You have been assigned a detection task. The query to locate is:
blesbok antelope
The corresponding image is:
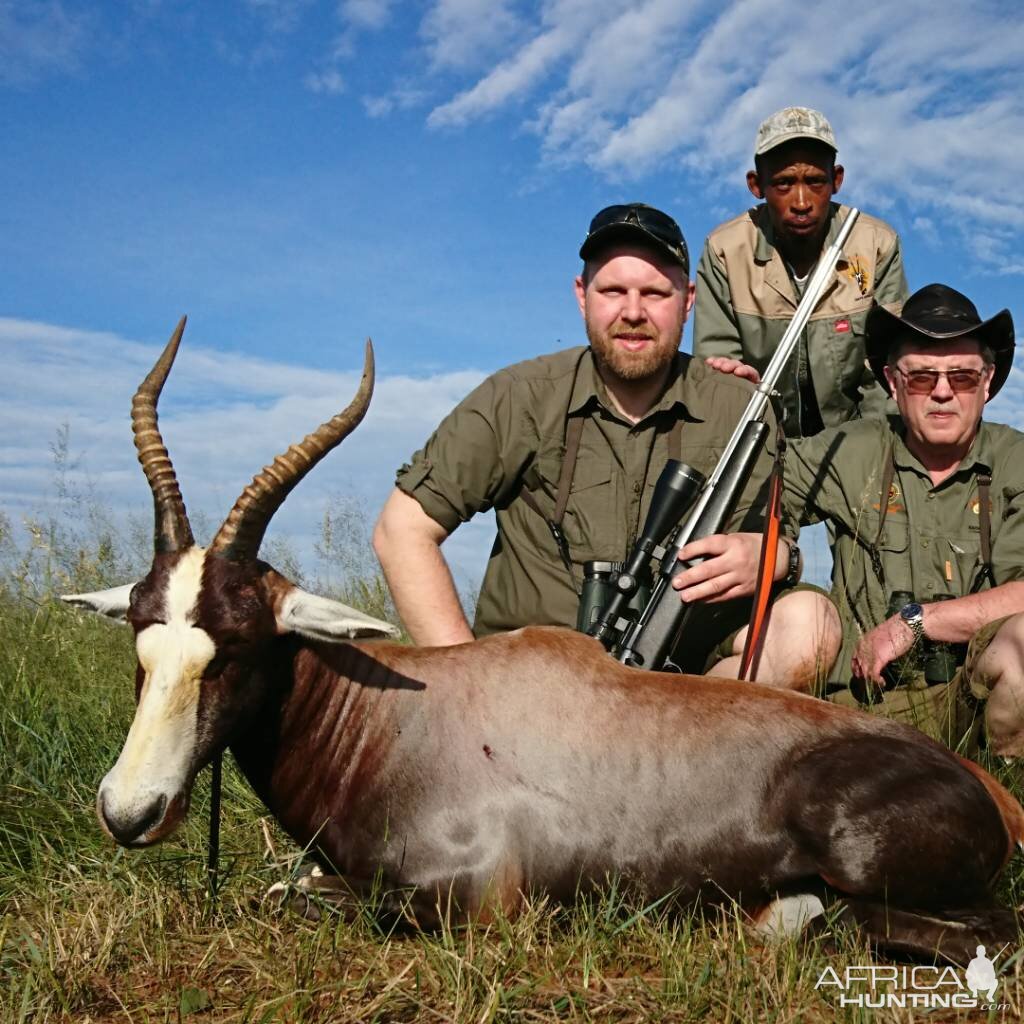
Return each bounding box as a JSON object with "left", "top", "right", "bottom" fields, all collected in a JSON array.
[{"left": 67, "top": 319, "right": 1024, "bottom": 961}]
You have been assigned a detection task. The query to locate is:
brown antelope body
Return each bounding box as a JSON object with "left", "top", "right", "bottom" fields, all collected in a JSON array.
[{"left": 68, "top": 320, "right": 1024, "bottom": 961}]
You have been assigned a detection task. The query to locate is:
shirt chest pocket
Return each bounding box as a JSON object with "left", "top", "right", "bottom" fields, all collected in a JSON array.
[
  {"left": 532, "top": 450, "right": 616, "bottom": 560},
  {"left": 942, "top": 533, "right": 985, "bottom": 594},
  {"left": 564, "top": 459, "right": 615, "bottom": 558},
  {"left": 871, "top": 518, "right": 912, "bottom": 596},
  {"left": 675, "top": 443, "right": 721, "bottom": 482}
]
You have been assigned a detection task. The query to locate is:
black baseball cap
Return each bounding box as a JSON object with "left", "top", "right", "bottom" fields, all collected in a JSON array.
[{"left": 579, "top": 203, "right": 689, "bottom": 274}]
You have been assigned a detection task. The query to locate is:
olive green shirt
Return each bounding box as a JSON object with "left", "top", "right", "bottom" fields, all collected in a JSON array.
[
  {"left": 693, "top": 203, "right": 908, "bottom": 437},
  {"left": 397, "top": 346, "right": 786, "bottom": 637},
  {"left": 784, "top": 417, "right": 1024, "bottom": 679}
]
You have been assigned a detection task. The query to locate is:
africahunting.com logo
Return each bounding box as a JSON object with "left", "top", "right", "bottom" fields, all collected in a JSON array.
[{"left": 815, "top": 945, "right": 1008, "bottom": 1010}]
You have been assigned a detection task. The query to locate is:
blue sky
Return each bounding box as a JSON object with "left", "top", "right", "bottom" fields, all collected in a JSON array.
[{"left": 3, "top": 0, "right": 1024, "bottom": 592}]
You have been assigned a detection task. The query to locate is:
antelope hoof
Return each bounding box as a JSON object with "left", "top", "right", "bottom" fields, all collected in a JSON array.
[{"left": 750, "top": 893, "right": 826, "bottom": 940}]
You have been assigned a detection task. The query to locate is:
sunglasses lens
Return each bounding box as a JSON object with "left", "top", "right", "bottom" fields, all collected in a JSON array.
[
  {"left": 588, "top": 205, "right": 630, "bottom": 233},
  {"left": 587, "top": 205, "right": 682, "bottom": 244},
  {"left": 904, "top": 371, "right": 938, "bottom": 393},
  {"left": 948, "top": 370, "right": 983, "bottom": 391},
  {"left": 901, "top": 369, "right": 984, "bottom": 393},
  {"left": 636, "top": 208, "right": 680, "bottom": 241}
]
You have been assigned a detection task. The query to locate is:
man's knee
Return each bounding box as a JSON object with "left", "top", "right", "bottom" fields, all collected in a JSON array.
[
  {"left": 759, "top": 589, "right": 841, "bottom": 688},
  {"left": 976, "top": 613, "right": 1024, "bottom": 757},
  {"left": 772, "top": 590, "right": 841, "bottom": 658}
]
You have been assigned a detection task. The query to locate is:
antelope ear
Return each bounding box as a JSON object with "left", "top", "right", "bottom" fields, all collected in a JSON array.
[
  {"left": 61, "top": 583, "right": 136, "bottom": 622},
  {"left": 276, "top": 587, "right": 400, "bottom": 642}
]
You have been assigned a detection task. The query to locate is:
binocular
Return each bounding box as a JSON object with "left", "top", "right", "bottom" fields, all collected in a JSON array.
[{"left": 576, "top": 459, "right": 706, "bottom": 647}]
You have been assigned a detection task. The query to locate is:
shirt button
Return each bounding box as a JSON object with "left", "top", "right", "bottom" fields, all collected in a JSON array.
[
  {"left": 927, "top": 493, "right": 935, "bottom": 500},
  {"left": 633, "top": 482, "right": 642, "bottom": 494},
  {"left": 926, "top": 582, "right": 934, "bottom": 590},
  {"left": 921, "top": 539, "right": 929, "bottom": 547}
]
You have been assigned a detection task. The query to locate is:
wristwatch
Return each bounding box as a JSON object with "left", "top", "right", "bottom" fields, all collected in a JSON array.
[
  {"left": 899, "top": 602, "right": 926, "bottom": 646},
  {"left": 782, "top": 540, "right": 802, "bottom": 586}
]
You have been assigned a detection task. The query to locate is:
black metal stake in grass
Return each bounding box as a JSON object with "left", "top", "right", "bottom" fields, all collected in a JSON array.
[{"left": 207, "top": 752, "right": 222, "bottom": 910}]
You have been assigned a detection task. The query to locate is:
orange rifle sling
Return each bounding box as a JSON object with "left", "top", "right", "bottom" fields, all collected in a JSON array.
[{"left": 739, "top": 462, "right": 782, "bottom": 681}]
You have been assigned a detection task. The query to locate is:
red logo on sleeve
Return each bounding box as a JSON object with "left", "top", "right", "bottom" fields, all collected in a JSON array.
[{"left": 834, "top": 319, "right": 851, "bottom": 333}]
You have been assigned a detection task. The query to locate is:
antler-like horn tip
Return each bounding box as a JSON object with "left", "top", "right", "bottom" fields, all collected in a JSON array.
[{"left": 363, "top": 338, "right": 375, "bottom": 382}]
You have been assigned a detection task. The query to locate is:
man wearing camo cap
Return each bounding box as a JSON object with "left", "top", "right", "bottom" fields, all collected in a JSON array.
[{"left": 693, "top": 106, "right": 909, "bottom": 438}]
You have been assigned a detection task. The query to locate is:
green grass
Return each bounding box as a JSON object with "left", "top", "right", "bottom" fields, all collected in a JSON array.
[{"left": 2, "top": 594, "right": 1024, "bottom": 1021}]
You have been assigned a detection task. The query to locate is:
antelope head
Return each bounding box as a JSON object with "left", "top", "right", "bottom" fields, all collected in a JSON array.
[{"left": 64, "top": 319, "right": 398, "bottom": 847}]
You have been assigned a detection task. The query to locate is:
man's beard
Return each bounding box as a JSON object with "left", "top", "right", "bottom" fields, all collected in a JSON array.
[{"left": 586, "top": 317, "right": 682, "bottom": 382}]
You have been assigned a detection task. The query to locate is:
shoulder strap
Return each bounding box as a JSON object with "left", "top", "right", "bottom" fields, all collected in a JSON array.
[
  {"left": 867, "top": 439, "right": 895, "bottom": 587},
  {"left": 518, "top": 414, "right": 584, "bottom": 586},
  {"left": 520, "top": 410, "right": 684, "bottom": 589},
  {"left": 970, "top": 473, "right": 996, "bottom": 592}
]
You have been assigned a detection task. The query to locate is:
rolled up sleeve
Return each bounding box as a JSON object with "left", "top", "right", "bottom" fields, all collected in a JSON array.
[{"left": 395, "top": 371, "right": 529, "bottom": 533}]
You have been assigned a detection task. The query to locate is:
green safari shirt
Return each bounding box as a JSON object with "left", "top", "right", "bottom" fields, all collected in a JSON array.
[
  {"left": 784, "top": 417, "right": 1024, "bottom": 679},
  {"left": 396, "top": 346, "right": 786, "bottom": 643}
]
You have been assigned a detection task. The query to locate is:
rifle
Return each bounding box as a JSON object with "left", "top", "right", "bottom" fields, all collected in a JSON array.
[{"left": 587, "top": 208, "right": 861, "bottom": 669}]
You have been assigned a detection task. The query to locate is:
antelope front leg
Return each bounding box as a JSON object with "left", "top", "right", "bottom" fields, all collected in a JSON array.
[{"left": 263, "top": 866, "right": 446, "bottom": 927}]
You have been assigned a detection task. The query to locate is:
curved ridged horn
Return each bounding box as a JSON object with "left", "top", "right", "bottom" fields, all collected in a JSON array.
[
  {"left": 210, "top": 339, "right": 374, "bottom": 561},
  {"left": 132, "top": 316, "right": 195, "bottom": 554}
]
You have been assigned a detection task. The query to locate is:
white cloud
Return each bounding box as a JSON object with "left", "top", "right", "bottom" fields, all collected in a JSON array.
[
  {"left": 361, "top": 84, "right": 428, "bottom": 118},
  {"left": 0, "top": 0, "right": 90, "bottom": 84},
  {"left": 340, "top": 0, "right": 394, "bottom": 30},
  {"left": 244, "top": 0, "right": 313, "bottom": 33},
  {"left": 0, "top": 318, "right": 492, "bottom": 593},
  {"left": 305, "top": 67, "right": 345, "bottom": 94},
  {"left": 428, "top": 0, "right": 620, "bottom": 128},
  {"left": 417, "top": 0, "right": 1024, "bottom": 269},
  {"left": 421, "top": 0, "right": 524, "bottom": 72}
]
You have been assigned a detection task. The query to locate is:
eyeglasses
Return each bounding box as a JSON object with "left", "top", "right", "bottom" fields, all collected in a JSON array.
[
  {"left": 584, "top": 204, "right": 689, "bottom": 271},
  {"left": 893, "top": 367, "right": 988, "bottom": 394},
  {"left": 588, "top": 204, "right": 682, "bottom": 241}
]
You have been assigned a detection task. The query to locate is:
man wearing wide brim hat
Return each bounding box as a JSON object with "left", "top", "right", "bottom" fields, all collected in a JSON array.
[
  {"left": 779, "top": 282, "right": 1024, "bottom": 756},
  {"left": 693, "top": 106, "right": 909, "bottom": 438}
]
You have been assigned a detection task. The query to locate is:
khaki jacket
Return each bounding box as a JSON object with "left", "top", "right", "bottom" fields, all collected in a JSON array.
[{"left": 693, "top": 203, "right": 907, "bottom": 437}]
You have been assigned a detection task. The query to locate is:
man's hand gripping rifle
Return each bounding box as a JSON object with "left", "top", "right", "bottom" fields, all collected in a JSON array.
[{"left": 586, "top": 210, "right": 861, "bottom": 670}]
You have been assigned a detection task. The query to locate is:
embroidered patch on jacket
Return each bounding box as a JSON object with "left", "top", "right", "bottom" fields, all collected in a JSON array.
[
  {"left": 834, "top": 318, "right": 851, "bottom": 333},
  {"left": 871, "top": 482, "right": 904, "bottom": 514},
  {"left": 844, "top": 257, "right": 870, "bottom": 296}
]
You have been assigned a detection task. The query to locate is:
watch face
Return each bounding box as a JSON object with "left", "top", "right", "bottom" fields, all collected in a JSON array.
[{"left": 900, "top": 602, "right": 924, "bottom": 621}]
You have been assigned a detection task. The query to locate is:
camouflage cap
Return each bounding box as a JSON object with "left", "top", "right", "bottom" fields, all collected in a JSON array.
[{"left": 754, "top": 107, "right": 837, "bottom": 157}]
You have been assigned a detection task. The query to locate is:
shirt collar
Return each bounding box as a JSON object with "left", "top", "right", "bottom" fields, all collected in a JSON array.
[
  {"left": 568, "top": 348, "right": 705, "bottom": 423},
  {"left": 892, "top": 418, "right": 993, "bottom": 478}
]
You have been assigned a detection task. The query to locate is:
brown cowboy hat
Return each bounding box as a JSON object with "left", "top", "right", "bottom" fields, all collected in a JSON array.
[{"left": 866, "top": 283, "right": 1015, "bottom": 398}]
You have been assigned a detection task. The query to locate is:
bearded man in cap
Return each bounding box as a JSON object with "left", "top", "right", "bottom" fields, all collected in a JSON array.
[
  {"left": 374, "top": 203, "right": 840, "bottom": 685},
  {"left": 694, "top": 107, "right": 909, "bottom": 438},
  {"left": 778, "top": 284, "right": 1024, "bottom": 755}
]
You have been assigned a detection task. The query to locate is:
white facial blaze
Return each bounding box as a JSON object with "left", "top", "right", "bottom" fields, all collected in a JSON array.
[{"left": 100, "top": 548, "right": 214, "bottom": 831}]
